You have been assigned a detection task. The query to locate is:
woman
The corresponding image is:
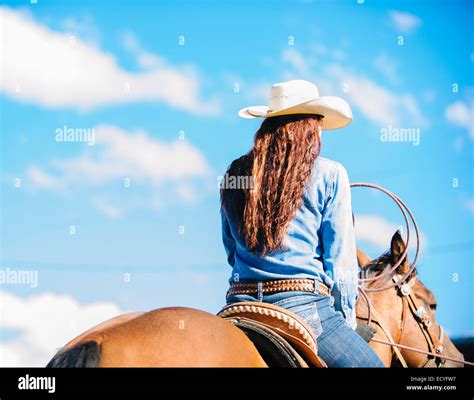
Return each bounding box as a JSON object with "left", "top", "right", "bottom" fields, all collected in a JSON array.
[{"left": 220, "top": 80, "right": 384, "bottom": 367}]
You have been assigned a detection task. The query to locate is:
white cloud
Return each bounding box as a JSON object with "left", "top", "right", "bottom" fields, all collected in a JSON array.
[
  {"left": 26, "top": 166, "right": 63, "bottom": 191},
  {"left": 462, "top": 197, "right": 474, "bottom": 215},
  {"left": 422, "top": 89, "right": 436, "bottom": 103},
  {"left": 59, "top": 14, "right": 101, "bottom": 46},
  {"left": 309, "top": 43, "right": 328, "bottom": 56},
  {"left": 389, "top": 10, "right": 422, "bottom": 34},
  {"left": 0, "top": 290, "right": 123, "bottom": 367},
  {"left": 237, "top": 46, "right": 344, "bottom": 111},
  {"left": 355, "top": 214, "right": 397, "bottom": 250},
  {"left": 121, "top": 31, "right": 162, "bottom": 70},
  {"left": 92, "top": 197, "right": 123, "bottom": 219},
  {"left": 281, "top": 48, "right": 311, "bottom": 77},
  {"left": 331, "top": 49, "right": 345, "bottom": 61},
  {"left": 373, "top": 52, "right": 400, "bottom": 84},
  {"left": 29, "top": 124, "right": 210, "bottom": 188},
  {"left": 355, "top": 214, "right": 426, "bottom": 252},
  {"left": 445, "top": 100, "right": 474, "bottom": 139},
  {"left": 245, "top": 81, "right": 272, "bottom": 103},
  {"left": 327, "top": 64, "right": 429, "bottom": 128},
  {"left": 280, "top": 49, "right": 336, "bottom": 94},
  {"left": 277, "top": 47, "right": 429, "bottom": 129},
  {"left": 175, "top": 184, "right": 198, "bottom": 204},
  {"left": 343, "top": 75, "right": 395, "bottom": 126},
  {"left": 24, "top": 125, "right": 211, "bottom": 214},
  {"left": 453, "top": 136, "right": 464, "bottom": 152},
  {"left": 303, "top": 43, "right": 345, "bottom": 62},
  {"left": 0, "top": 7, "right": 219, "bottom": 114}
]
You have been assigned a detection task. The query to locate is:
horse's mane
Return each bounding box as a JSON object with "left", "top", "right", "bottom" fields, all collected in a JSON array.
[{"left": 362, "top": 250, "right": 417, "bottom": 281}]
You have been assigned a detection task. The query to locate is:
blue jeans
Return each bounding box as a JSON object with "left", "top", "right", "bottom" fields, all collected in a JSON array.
[{"left": 226, "top": 290, "right": 384, "bottom": 368}]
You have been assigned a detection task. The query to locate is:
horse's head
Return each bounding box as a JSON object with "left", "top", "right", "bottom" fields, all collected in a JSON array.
[{"left": 357, "top": 231, "right": 465, "bottom": 368}]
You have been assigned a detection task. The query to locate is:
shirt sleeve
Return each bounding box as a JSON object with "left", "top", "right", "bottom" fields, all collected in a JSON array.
[
  {"left": 221, "top": 210, "right": 236, "bottom": 267},
  {"left": 320, "top": 163, "right": 359, "bottom": 329}
]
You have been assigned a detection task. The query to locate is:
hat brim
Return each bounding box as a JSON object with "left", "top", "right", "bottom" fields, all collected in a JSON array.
[{"left": 238, "top": 96, "right": 353, "bottom": 130}]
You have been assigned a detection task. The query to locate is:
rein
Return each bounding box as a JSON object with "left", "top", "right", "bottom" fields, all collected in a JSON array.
[
  {"left": 369, "top": 339, "right": 474, "bottom": 366},
  {"left": 351, "top": 183, "right": 471, "bottom": 367}
]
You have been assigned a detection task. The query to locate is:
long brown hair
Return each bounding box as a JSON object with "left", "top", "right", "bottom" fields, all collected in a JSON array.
[{"left": 221, "top": 114, "right": 322, "bottom": 255}]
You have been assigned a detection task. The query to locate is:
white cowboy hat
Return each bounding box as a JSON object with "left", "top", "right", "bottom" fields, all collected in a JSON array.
[{"left": 238, "top": 79, "right": 353, "bottom": 130}]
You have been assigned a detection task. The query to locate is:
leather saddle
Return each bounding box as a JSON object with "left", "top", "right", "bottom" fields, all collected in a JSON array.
[{"left": 217, "top": 302, "right": 327, "bottom": 368}]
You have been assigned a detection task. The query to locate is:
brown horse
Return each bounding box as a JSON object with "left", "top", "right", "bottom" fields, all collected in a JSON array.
[
  {"left": 47, "top": 232, "right": 465, "bottom": 368},
  {"left": 356, "top": 231, "right": 465, "bottom": 368},
  {"left": 46, "top": 307, "right": 267, "bottom": 367}
]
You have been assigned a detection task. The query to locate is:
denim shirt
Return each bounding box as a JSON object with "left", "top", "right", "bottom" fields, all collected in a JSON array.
[{"left": 221, "top": 157, "right": 359, "bottom": 329}]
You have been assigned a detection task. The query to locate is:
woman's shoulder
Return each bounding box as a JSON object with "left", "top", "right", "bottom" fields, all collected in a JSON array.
[
  {"left": 314, "top": 157, "right": 347, "bottom": 178},
  {"left": 312, "top": 157, "right": 350, "bottom": 190},
  {"left": 307, "top": 157, "right": 350, "bottom": 203}
]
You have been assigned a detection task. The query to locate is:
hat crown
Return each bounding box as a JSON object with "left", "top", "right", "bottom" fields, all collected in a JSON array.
[{"left": 268, "top": 80, "right": 320, "bottom": 111}]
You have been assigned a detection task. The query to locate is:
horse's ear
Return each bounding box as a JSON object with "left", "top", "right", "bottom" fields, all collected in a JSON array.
[
  {"left": 356, "top": 248, "right": 371, "bottom": 269},
  {"left": 390, "top": 230, "right": 410, "bottom": 274}
]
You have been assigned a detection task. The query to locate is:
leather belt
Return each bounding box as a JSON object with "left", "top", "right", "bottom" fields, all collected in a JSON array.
[{"left": 227, "top": 279, "right": 330, "bottom": 298}]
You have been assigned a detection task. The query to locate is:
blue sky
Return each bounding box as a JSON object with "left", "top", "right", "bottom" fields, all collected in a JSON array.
[{"left": 0, "top": 0, "right": 473, "bottom": 366}]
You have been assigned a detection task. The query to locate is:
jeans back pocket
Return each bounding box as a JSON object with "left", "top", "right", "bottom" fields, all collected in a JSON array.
[{"left": 290, "top": 302, "right": 323, "bottom": 339}]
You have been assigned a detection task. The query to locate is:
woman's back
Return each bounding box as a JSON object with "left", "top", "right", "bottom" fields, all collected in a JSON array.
[
  {"left": 220, "top": 80, "right": 384, "bottom": 367},
  {"left": 222, "top": 156, "right": 354, "bottom": 290}
]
